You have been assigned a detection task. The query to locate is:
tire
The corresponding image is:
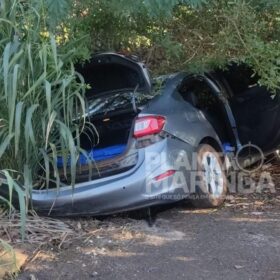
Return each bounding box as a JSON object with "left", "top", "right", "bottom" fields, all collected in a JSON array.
[{"left": 190, "top": 144, "right": 228, "bottom": 208}]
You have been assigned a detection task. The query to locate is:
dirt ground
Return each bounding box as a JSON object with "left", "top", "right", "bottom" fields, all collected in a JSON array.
[{"left": 3, "top": 163, "right": 280, "bottom": 280}]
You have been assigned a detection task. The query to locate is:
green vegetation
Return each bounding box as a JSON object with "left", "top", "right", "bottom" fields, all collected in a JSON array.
[
  {"left": 73, "top": 0, "right": 280, "bottom": 89},
  {"left": 0, "top": 0, "right": 88, "bottom": 232}
]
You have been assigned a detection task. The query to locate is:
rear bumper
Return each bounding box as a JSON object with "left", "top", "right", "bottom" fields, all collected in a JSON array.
[{"left": 31, "top": 138, "right": 193, "bottom": 216}]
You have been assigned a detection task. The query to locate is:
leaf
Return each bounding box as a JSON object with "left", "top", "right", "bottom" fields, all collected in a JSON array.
[
  {"left": 27, "top": 44, "right": 34, "bottom": 80},
  {"left": 3, "top": 171, "right": 26, "bottom": 239},
  {"left": 0, "top": 134, "right": 14, "bottom": 159},
  {"left": 15, "top": 102, "right": 24, "bottom": 156},
  {"left": 56, "top": 120, "right": 77, "bottom": 187},
  {"left": 24, "top": 104, "right": 39, "bottom": 153},
  {"left": 9, "top": 64, "right": 20, "bottom": 134},
  {"left": 23, "top": 164, "right": 32, "bottom": 207},
  {"left": 45, "top": 80, "right": 52, "bottom": 118},
  {"left": 45, "top": 111, "right": 57, "bottom": 148},
  {"left": 40, "top": 148, "right": 50, "bottom": 190},
  {"left": 45, "top": 0, "right": 72, "bottom": 28},
  {"left": 50, "top": 36, "right": 58, "bottom": 69},
  {"left": 49, "top": 142, "right": 60, "bottom": 190},
  {"left": 3, "top": 42, "right": 11, "bottom": 100}
]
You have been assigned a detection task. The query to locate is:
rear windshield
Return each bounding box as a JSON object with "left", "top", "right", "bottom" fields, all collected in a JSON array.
[
  {"left": 79, "top": 73, "right": 170, "bottom": 119},
  {"left": 85, "top": 91, "right": 156, "bottom": 118}
]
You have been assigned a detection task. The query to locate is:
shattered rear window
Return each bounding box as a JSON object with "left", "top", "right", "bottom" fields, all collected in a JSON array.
[
  {"left": 85, "top": 90, "right": 155, "bottom": 117},
  {"left": 82, "top": 74, "right": 171, "bottom": 118}
]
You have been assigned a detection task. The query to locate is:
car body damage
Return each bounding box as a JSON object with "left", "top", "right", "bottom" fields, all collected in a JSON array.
[{"left": 1, "top": 53, "right": 279, "bottom": 216}]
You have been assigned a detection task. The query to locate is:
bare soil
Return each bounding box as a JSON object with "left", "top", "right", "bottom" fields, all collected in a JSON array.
[{"left": 4, "top": 162, "right": 280, "bottom": 280}]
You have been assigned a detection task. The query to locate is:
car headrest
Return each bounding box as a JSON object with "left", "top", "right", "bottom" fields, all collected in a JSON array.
[{"left": 186, "top": 91, "right": 199, "bottom": 107}]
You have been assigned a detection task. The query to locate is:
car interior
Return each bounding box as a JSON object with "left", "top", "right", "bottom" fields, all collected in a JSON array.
[
  {"left": 51, "top": 59, "right": 147, "bottom": 185},
  {"left": 216, "top": 64, "right": 280, "bottom": 152},
  {"left": 179, "top": 77, "right": 236, "bottom": 148},
  {"left": 75, "top": 59, "right": 144, "bottom": 155}
]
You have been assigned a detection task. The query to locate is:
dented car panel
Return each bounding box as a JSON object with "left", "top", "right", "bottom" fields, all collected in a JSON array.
[
  {"left": 32, "top": 138, "right": 194, "bottom": 216},
  {"left": 2, "top": 54, "right": 279, "bottom": 216},
  {"left": 140, "top": 73, "right": 224, "bottom": 148}
]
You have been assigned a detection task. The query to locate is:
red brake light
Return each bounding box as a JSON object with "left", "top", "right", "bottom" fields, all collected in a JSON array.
[
  {"left": 154, "top": 170, "right": 176, "bottom": 181},
  {"left": 134, "top": 116, "right": 166, "bottom": 138}
]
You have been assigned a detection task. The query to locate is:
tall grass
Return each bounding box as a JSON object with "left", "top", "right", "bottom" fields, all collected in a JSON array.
[{"left": 0, "top": 0, "right": 87, "bottom": 234}]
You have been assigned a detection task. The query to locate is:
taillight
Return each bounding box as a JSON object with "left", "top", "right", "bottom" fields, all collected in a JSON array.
[
  {"left": 154, "top": 170, "right": 176, "bottom": 182},
  {"left": 134, "top": 116, "right": 165, "bottom": 138}
]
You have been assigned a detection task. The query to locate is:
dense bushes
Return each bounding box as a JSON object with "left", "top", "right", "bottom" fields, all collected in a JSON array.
[
  {"left": 0, "top": 0, "right": 88, "bottom": 224},
  {"left": 73, "top": 0, "right": 280, "bottom": 90}
]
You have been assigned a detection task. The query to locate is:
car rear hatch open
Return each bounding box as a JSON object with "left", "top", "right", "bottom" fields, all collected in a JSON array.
[
  {"left": 78, "top": 52, "right": 152, "bottom": 97},
  {"left": 57, "top": 53, "right": 153, "bottom": 183}
]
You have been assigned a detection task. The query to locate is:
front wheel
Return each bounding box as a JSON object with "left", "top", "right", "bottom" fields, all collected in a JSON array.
[{"left": 190, "top": 144, "right": 228, "bottom": 208}]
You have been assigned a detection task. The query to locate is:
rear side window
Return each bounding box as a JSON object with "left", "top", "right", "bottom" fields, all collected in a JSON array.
[
  {"left": 179, "top": 77, "right": 233, "bottom": 144},
  {"left": 179, "top": 79, "right": 218, "bottom": 110}
]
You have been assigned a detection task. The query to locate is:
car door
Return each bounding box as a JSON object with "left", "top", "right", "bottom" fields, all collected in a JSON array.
[
  {"left": 214, "top": 63, "right": 280, "bottom": 154},
  {"left": 229, "top": 85, "right": 280, "bottom": 153}
]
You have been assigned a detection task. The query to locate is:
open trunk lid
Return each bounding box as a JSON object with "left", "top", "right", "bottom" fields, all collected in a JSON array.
[
  {"left": 55, "top": 53, "right": 153, "bottom": 183},
  {"left": 77, "top": 52, "right": 152, "bottom": 97}
]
